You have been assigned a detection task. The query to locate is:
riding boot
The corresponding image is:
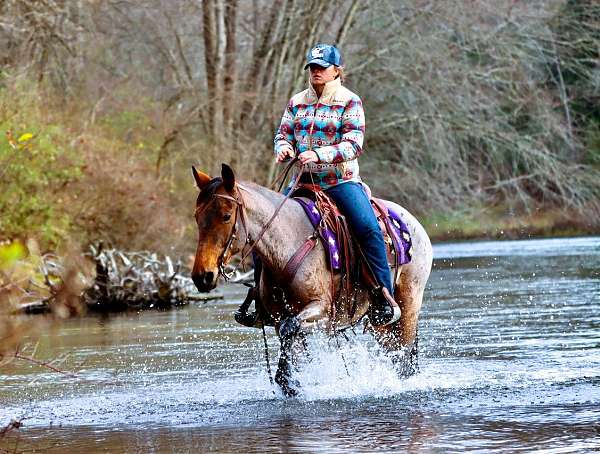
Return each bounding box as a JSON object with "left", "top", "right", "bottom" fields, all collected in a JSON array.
[
  {"left": 234, "top": 252, "right": 263, "bottom": 327},
  {"left": 369, "top": 286, "right": 401, "bottom": 326},
  {"left": 234, "top": 285, "right": 260, "bottom": 327}
]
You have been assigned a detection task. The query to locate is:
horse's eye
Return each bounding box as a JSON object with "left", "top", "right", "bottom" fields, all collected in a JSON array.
[{"left": 223, "top": 213, "right": 232, "bottom": 223}]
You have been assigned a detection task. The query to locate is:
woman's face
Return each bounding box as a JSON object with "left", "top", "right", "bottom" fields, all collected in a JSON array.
[{"left": 309, "top": 64, "right": 339, "bottom": 86}]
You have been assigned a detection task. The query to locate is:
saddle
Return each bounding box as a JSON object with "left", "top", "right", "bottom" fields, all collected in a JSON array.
[{"left": 285, "top": 183, "right": 412, "bottom": 316}]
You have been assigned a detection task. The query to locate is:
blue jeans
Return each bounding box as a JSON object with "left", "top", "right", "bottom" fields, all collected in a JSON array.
[{"left": 325, "top": 182, "right": 393, "bottom": 293}]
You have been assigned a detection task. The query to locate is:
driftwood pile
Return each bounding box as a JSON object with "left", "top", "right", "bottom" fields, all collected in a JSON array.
[
  {"left": 82, "top": 244, "right": 218, "bottom": 311},
  {"left": 84, "top": 243, "right": 256, "bottom": 311},
  {"left": 21, "top": 244, "right": 255, "bottom": 314}
]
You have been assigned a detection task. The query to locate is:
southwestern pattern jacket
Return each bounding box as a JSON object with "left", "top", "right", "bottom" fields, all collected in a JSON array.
[{"left": 274, "top": 77, "right": 365, "bottom": 190}]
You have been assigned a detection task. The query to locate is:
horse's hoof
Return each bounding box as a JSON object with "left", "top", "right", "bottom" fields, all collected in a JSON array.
[
  {"left": 279, "top": 316, "right": 300, "bottom": 340},
  {"left": 284, "top": 386, "right": 299, "bottom": 397},
  {"left": 275, "top": 373, "right": 300, "bottom": 397}
]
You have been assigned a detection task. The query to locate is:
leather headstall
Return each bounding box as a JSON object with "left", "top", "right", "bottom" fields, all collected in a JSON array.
[{"left": 196, "top": 187, "right": 251, "bottom": 281}]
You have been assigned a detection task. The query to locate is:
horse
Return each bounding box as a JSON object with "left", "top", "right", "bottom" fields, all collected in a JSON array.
[{"left": 191, "top": 164, "right": 433, "bottom": 396}]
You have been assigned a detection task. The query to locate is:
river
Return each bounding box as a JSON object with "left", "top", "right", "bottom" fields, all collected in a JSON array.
[{"left": 1, "top": 236, "right": 599, "bottom": 453}]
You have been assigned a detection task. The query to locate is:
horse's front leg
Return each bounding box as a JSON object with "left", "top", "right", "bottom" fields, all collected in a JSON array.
[
  {"left": 274, "top": 300, "right": 327, "bottom": 397},
  {"left": 275, "top": 316, "right": 300, "bottom": 397}
]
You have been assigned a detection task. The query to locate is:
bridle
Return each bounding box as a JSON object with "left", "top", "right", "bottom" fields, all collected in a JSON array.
[{"left": 195, "top": 188, "right": 251, "bottom": 281}]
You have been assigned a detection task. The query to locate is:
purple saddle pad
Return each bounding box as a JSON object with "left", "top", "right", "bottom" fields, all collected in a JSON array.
[
  {"left": 294, "top": 198, "right": 341, "bottom": 269},
  {"left": 385, "top": 204, "right": 412, "bottom": 266},
  {"left": 294, "top": 198, "right": 412, "bottom": 270}
]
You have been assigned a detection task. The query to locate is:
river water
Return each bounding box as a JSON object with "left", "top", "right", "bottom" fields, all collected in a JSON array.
[{"left": 1, "top": 237, "right": 599, "bottom": 453}]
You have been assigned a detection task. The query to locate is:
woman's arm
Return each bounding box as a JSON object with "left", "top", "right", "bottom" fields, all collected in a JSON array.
[{"left": 314, "top": 98, "right": 365, "bottom": 164}]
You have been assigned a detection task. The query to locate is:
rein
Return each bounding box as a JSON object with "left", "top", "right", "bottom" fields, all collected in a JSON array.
[{"left": 214, "top": 158, "right": 307, "bottom": 281}]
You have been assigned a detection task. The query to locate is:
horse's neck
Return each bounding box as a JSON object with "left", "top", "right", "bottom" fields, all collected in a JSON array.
[{"left": 240, "top": 183, "right": 309, "bottom": 271}]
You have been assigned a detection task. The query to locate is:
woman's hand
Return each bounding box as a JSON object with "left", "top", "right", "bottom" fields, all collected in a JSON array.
[
  {"left": 298, "top": 150, "right": 319, "bottom": 165},
  {"left": 276, "top": 147, "right": 295, "bottom": 162}
]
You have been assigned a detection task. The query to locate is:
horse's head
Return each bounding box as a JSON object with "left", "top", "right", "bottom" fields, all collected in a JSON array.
[{"left": 191, "top": 163, "right": 242, "bottom": 292}]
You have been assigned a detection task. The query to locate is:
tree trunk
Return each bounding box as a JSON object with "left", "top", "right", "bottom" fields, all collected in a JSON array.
[
  {"left": 202, "top": 0, "right": 217, "bottom": 136},
  {"left": 223, "top": 0, "right": 238, "bottom": 144}
]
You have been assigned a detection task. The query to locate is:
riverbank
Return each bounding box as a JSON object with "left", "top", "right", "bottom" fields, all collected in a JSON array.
[{"left": 422, "top": 206, "right": 598, "bottom": 242}]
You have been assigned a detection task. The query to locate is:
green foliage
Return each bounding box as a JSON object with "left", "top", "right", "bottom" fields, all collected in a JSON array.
[
  {"left": 0, "top": 84, "right": 82, "bottom": 247},
  {"left": 0, "top": 77, "right": 189, "bottom": 254}
]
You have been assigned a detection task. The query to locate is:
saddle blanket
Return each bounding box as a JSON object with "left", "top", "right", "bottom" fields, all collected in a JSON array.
[{"left": 294, "top": 197, "right": 412, "bottom": 270}]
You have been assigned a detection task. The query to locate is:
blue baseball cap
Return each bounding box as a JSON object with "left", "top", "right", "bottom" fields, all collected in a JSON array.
[{"left": 304, "top": 44, "right": 343, "bottom": 70}]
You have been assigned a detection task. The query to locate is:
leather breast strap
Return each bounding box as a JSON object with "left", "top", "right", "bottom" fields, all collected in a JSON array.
[{"left": 281, "top": 232, "right": 318, "bottom": 284}]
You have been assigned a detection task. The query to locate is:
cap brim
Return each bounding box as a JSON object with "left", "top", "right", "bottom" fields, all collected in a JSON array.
[{"left": 304, "top": 58, "right": 332, "bottom": 70}]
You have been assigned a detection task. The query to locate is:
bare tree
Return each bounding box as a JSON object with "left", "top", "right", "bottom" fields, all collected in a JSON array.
[{"left": 1, "top": 0, "right": 597, "bottom": 221}]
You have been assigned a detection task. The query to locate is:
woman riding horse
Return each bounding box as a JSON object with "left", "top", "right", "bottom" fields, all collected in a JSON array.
[
  {"left": 191, "top": 44, "right": 433, "bottom": 394},
  {"left": 239, "top": 43, "right": 399, "bottom": 327}
]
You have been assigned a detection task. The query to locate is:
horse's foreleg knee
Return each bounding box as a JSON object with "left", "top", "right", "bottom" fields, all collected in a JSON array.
[
  {"left": 294, "top": 300, "right": 329, "bottom": 329},
  {"left": 279, "top": 315, "right": 300, "bottom": 344}
]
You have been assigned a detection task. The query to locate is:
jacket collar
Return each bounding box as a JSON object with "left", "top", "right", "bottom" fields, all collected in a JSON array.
[{"left": 307, "top": 77, "right": 342, "bottom": 104}]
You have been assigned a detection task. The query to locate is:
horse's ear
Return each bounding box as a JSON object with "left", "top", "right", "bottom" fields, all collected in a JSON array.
[
  {"left": 221, "top": 163, "right": 235, "bottom": 192},
  {"left": 192, "top": 166, "right": 211, "bottom": 190}
]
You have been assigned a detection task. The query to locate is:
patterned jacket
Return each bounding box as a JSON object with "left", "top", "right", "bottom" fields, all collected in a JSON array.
[{"left": 274, "top": 78, "right": 365, "bottom": 190}]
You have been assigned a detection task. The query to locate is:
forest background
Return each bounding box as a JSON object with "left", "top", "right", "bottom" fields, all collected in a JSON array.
[{"left": 1, "top": 0, "right": 599, "bottom": 258}]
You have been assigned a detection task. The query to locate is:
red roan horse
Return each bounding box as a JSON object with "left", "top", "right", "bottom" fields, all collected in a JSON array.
[{"left": 191, "top": 164, "right": 433, "bottom": 396}]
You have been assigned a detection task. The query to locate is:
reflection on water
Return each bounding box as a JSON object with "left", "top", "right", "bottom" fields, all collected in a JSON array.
[{"left": 1, "top": 237, "right": 599, "bottom": 452}]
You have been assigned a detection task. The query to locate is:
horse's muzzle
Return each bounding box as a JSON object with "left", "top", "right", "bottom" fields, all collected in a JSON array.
[{"left": 192, "top": 271, "right": 217, "bottom": 292}]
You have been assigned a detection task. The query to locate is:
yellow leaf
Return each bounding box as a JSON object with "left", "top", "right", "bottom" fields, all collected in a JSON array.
[
  {"left": 0, "top": 241, "right": 27, "bottom": 268},
  {"left": 17, "top": 132, "right": 33, "bottom": 142}
]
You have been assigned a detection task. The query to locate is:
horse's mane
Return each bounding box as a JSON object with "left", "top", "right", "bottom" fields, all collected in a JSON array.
[
  {"left": 196, "top": 177, "right": 286, "bottom": 210},
  {"left": 237, "top": 181, "right": 285, "bottom": 205}
]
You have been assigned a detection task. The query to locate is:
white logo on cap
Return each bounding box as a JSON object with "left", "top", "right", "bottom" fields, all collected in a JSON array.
[{"left": 311, "top": 47, "right": 324, "bottom": 58}]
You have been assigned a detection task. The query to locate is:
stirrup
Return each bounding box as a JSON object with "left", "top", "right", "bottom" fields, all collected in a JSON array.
[
  {"left": 369, "top": 287, "right": 401, "bottom": 327},
  {"left": 234, "top": 286, "right": 259, "bottom": 327}
]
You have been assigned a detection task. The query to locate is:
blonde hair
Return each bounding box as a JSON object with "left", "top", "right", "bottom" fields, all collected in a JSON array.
[{"left": 336, "top": 66, "right": 345, "bottom": 83}]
